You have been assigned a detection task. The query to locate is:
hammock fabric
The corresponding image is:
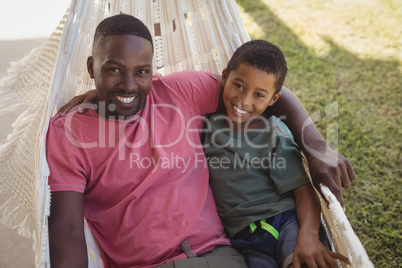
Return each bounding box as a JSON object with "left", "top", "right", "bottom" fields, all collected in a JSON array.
[{"left": 0, "top": 0, "right": 373, "bottom": 267}]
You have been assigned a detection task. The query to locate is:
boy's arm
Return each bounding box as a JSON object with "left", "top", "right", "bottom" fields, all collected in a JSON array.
[
  {"left": 49, "top": 191, "right": 88, "bottom": 268},
  {"left": 292, "top": 184, "right": 349, "bottom": 268}
]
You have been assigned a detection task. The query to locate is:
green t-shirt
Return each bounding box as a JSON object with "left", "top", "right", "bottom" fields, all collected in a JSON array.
[{"left": 204, "top": 114, "right": 310, "bottom": 237}]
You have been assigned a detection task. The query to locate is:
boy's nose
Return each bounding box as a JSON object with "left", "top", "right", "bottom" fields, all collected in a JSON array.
[{"left": 239, "top": 93, "right": 252, "bottom": 108}]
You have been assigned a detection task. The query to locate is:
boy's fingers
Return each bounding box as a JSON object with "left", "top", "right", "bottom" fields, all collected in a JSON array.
[
  {"left": 77, "top": 102, "right": 94, "bottom": 113},
  {"left": 58, "top": 96, "right": 84, "bottom": 116},
  {"left": 329, "top": 251, "right": 350, "bottom": 265},
  {"left": 292, "top": 255, "right": 301, "bottom": 268},
  {"left": 323, "top": 253, "right": 339, "bottom": 268}
]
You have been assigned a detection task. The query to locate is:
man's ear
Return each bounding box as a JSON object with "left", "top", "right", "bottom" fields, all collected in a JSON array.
[
  {"left": 268, "top": 92, "right": 282, "bottom": 106},
  {"left": 87, "top": 56, "right": 94, "bottom": 78}
]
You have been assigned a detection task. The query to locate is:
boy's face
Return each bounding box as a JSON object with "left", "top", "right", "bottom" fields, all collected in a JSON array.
[
  {"left": 87, "top": 34, "right": 153, "bottom": 119},
  {"left": 222, "top": 63, "right": 281, "bottom": 131}
]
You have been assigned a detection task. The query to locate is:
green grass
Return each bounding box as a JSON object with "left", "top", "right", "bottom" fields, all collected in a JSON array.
[{"left": 236, "top": 0, "right": 402, "bottom": 266}]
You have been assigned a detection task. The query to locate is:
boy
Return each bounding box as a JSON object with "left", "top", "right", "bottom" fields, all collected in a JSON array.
[{"left": 203, "top": 40, "right": 349, "bottom": 267}]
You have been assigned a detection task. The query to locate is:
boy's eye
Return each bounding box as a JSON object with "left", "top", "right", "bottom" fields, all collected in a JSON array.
[
  {"left": 234, "top": 83, "right": 244, "bottom": 90},
  {"left": 255, "top": 92, "right": 264, "bottom": 98}
]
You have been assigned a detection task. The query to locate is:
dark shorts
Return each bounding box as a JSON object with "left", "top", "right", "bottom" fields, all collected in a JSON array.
[{"left": 231, "top": 208, "right": 330, "bottom": 268}]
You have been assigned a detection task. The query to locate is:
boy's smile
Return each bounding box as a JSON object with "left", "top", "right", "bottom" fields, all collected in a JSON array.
[
  {"left": 222, "top": 63, "right": 281, "bottom": 131},
  {"left": 87, "top": 34, "right": 153, "bottom": 119}
]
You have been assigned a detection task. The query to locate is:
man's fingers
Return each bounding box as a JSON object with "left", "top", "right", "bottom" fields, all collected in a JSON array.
[
  {"left": 315, "top": 176, "right": 345, "bottom": 209},
  {"left": 339, "top": 156, "right": 356, "bottom": 189},
  {"left": 346, "top": 160, "right": 356, "bottom": 183},
  {"left": 327, "top": 182, "right": 345, "bottom": 210}
]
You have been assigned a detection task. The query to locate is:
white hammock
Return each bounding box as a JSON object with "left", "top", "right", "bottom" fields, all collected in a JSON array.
[{"left": 0, "top": 0, "right": 373, "bottom": 267}]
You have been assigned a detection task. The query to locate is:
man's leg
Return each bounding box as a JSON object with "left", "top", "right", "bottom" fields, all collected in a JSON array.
[{"left": 155, "top": 246, "right": 247, "bottom": 268}]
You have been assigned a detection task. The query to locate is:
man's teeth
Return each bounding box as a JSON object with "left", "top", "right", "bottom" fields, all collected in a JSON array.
[
  {"left": 234, "top": 105, "right": 247, "bottom": 114},
  {"left": 116, "top": 96, "right": 136, "bottom": 104}
]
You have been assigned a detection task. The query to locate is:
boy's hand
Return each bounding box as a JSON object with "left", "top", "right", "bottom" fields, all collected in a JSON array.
[
  {"left": 292, "top": 233, "right": 350, "bottom": 268},
  {"left": 59, "top": 90, "right": 98, "bottom": 116},
  {"left": 305, "top": 145, "right": 356, "bottom": 209}
]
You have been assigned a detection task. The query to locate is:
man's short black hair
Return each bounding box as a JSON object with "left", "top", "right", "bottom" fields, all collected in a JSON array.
[
  {"left": 226, "top": 40, "right": 287, "bottom": 93},
  {"left": 93, "top": 14, "right": 153, "bottom": 51}
]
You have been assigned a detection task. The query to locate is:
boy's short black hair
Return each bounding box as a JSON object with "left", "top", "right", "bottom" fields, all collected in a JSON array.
[
  {"left": 226, "top": 40, "right": 287, "bottom": 93},
  {"left": 93, "top": 14, "right": 153, "bottom": 51}
]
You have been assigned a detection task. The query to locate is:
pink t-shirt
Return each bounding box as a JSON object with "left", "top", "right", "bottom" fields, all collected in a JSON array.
[{"left": 47, "top": 71, "right": 230, "bottom": 267}]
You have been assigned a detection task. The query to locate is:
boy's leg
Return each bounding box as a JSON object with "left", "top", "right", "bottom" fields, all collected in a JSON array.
[
  {"left": 275, "top": 215, "right": 299, "bottom": 268},
  {"left": 231, "top": 223, "right": 280, "bottom": 267},
  {"left": 276, "top": 209, "right": 333, "bottom": 268},
  {"left": 242, "top": 250, "right": 279, "bottom": 268},
  {"left": 155, "top": 246, "right": 247, "bottom": 268}
]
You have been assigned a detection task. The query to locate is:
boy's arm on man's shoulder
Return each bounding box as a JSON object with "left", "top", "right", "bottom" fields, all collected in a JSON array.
[{"left": 49, "top": 191, "right": 88, "bottom": 268}]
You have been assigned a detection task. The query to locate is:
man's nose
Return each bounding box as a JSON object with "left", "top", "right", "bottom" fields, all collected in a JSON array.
[{"left": 122, "top": 74, "right": 138, "bottom": 92}]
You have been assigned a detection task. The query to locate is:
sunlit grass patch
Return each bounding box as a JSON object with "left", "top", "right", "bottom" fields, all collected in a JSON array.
[{"left": 237, "top": 0, "right": 402, "bottom": 266}]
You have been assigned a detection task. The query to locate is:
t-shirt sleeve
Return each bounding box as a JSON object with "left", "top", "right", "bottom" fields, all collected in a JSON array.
[
  {"left": 269, "top": 122, "right": 310, "bottom": 194},
  {"left": 46, "top": 115, "right": 87, "bottom": 193},
  {"left": 162, "top": 71, "right": 220, "bottom": 115}
]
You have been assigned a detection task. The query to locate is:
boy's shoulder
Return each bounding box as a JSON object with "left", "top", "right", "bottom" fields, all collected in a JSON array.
[{"left": 265, "top": 115, "right": 293, "bottom": 138}]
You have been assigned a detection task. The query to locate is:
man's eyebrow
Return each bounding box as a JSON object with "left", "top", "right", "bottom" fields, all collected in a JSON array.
[
  {"left": 105, "top": 60, "right": 124, "bottom": 66},
  {"left": 105, "top": 60, "right": 152, "bottom": 68}
]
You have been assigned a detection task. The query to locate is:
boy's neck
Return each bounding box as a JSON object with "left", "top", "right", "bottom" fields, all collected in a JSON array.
[{"left": 224, "top": 114, "right": 266, "bottom": 131}]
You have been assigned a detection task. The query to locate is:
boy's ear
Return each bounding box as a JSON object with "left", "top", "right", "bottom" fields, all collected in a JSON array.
[
  {"left": 268, "top": 92, "right": 281, "bottom": 106},
  {"left": 221, "top": 68, "right": 228, "bottom": 84},
  {"left": 87, "top": 56, "right": 94, "bottom": 78}
]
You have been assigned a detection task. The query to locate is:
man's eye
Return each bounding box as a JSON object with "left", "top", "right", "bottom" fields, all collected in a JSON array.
[
  {"left": 137, "top": 70, "right": 147, "bottom": 74},
  {"left": 110, "top": 68, "right": 120, "bottom": 73}
]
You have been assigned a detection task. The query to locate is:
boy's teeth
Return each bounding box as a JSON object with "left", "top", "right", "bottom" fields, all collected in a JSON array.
[
  {"left": 116, "top": 96, "right": 136, "bottom": 104},
  {"left": 234, "top": 105, "right": 247, "bottom": 114}
]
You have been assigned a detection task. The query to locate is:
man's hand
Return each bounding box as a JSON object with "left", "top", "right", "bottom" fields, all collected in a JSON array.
[
  {"left": 59, "top": 90, "right": 98, "bottom": 116},
  {"left": 304, "top": 146, "right": 356, "bottom": 209}
]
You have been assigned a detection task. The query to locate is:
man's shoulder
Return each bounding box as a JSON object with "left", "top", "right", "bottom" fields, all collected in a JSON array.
[{"left": 49, "top": 107, "right": 97, "bottom": 129}]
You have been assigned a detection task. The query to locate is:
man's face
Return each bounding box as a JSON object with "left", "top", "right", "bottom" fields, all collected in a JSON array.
[{"left": 87, "top": 34, "right": 153, "bottom": 119}]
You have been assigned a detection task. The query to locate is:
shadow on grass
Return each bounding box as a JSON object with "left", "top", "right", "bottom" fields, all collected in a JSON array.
[{"left": 237, "top": 0, "right": 402, "bottom": 266}]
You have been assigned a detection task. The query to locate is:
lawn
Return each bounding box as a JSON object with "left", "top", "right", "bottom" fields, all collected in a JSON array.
[{"left": 236, "top": 0, "right": 402, "bottom": 267}]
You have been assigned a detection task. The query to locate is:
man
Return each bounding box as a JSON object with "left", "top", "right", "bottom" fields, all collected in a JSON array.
[{"left": 48, "top": 14, "right": 355, "bottom": 267}]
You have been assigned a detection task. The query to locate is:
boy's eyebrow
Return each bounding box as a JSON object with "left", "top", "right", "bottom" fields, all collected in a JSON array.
[
  {"left": 105, "top": 60, "right": 152, "bottom": 68},
  {"left": 233, "top": 77, "right": 270, "bottom": 93}
]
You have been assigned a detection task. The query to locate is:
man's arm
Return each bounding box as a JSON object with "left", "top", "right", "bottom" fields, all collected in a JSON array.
[
  {"left": 292, "top": 185, "right": 349, "bottom": 268},
  {"left": 49, "top": 191, "right": 88, "bottom": 268},
  {"left": 265, "top": 87, "right": 356, "bottom": 207}
]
